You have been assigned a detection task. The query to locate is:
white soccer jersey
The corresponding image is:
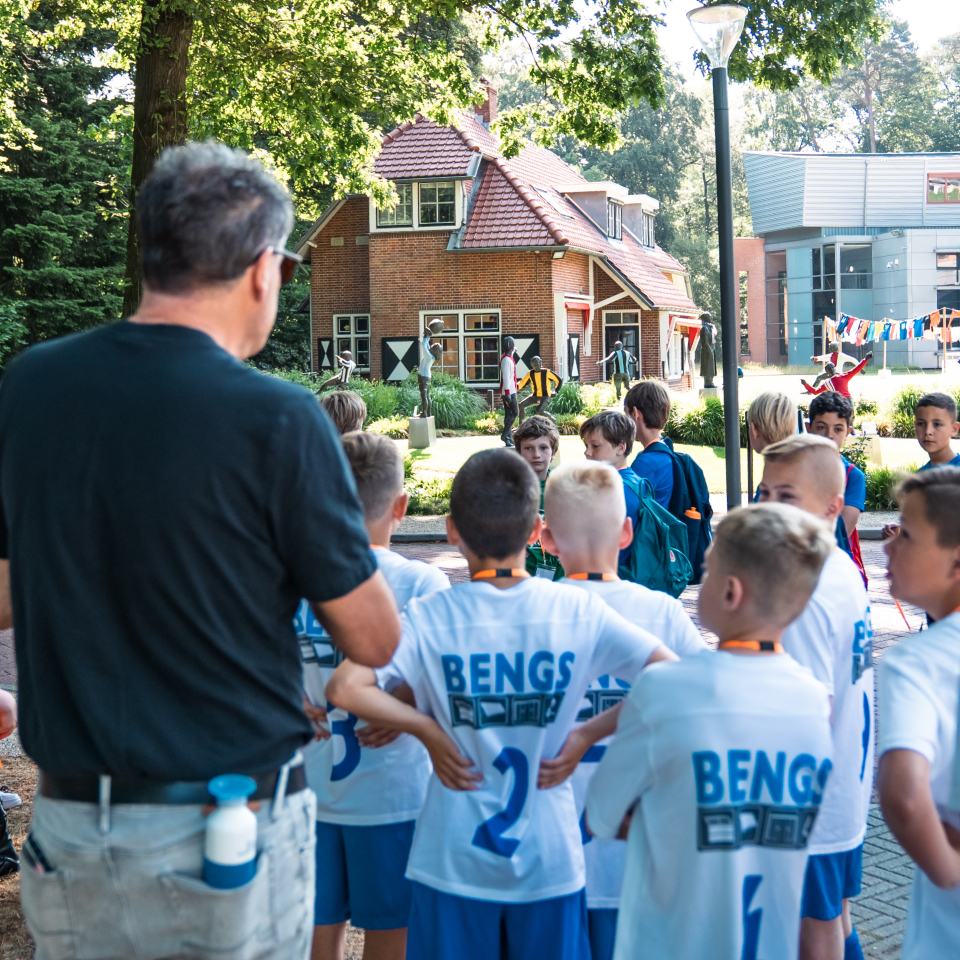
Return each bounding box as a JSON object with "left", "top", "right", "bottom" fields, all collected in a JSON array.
[
  {"left": 879, "top": 613, "right": 960, "bottom": 960},
  {"left": 377, "top": 577, "right": 663, "bottom": 902},
  {"left": 587, "top": 651, "right": 833, "bottom": 960},
  {"left": 297, "top": 547, "right": 449, "bottom": 825},
  {"left": 564, "top": 578, "right": 706, "bottom": 908},
  {"left": 782, "top": 547, "right": 874, "bottom": 855}
]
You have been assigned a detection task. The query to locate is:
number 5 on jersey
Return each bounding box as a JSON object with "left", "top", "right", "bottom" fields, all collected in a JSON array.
[{"left": 472, "top": 748, "right": 528, "bottom": 857}]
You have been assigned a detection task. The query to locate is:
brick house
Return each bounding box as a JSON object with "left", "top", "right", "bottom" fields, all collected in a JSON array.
[{"left": 297, "top": 85, "right": 700, "bottom": 389}]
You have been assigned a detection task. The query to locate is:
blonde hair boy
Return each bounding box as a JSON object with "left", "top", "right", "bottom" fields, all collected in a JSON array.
[
  {"left": 759, "top": 431, "right": 874, "bottom": 960},
  {"left": 747, "top": 391, "right": 797, "bottom": 452},
  {"left": 585, "top": 502, "right": 834, "bottom": 960}
]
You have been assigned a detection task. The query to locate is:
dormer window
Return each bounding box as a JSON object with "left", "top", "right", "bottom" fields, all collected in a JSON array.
[
  {"left": 419, "top": 182, "right": 456, "bottom": 226},
  {"left": 376, "top": 182, "right": 413, "bottom": 227},
  {"left": 641, "top": 212, "right": 655, "bottom": 247},
  {"left": 606, "top": 200, "right": 622, "bottom": 240}
]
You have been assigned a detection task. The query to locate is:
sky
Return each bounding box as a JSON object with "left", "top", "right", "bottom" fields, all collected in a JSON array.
[{"left": 657, "top": 0, "right": 960, "bottom": 77}]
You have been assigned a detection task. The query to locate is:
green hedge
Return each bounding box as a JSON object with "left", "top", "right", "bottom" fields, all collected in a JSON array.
[
  {"left": 397, "top": 371, "right": 485, "bottom": 430},
  {"left": 664, "top": 397, "right": 748, "bottom": 448}
]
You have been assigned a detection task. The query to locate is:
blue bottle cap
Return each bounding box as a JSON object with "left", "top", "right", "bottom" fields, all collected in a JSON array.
[{"left": 208, "top": 774, "right": 257, "bottom": 804}]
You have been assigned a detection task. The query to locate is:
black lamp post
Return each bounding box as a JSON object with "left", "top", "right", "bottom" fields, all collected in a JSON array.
[{"left": 688, "top": 3, "right": 747, "bottom": 510}]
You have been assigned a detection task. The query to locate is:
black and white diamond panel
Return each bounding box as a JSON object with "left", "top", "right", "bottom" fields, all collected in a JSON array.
[
  {"left": 510, "top": 334, "right": 540, "bottom": 380},
  {"left": 382, "top": 337, "right": 420, "bottom": 382},
  {"left": 567, "top": 335, "right": 581, "bottom": 381},
  {"left": 316, "top": 338, "right": 334, "bottom": 371}
]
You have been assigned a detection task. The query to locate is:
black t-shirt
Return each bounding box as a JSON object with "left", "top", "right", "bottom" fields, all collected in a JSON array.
[{"left": 0, "top": 322, "right": 376, "bottom": 780}]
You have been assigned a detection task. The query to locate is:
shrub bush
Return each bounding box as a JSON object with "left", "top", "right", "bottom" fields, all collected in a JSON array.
[
  {"left": 554, "top": 413, "right": 587, "bottom": 435},
  {"left": 865, "top": 467, "right": 902, "bottom": 512},
  {"left": 267, "top": 368, "right": 324, "bottom": 392},
  {"left": 348, "top": 379, "right": 399, "bottom": 423},
  {"left": 367, "top": 416, "right": 409, "bottom": 439},
  {"left": 397, "top": 371, "right": 485, "bottom": 429},
  {"left": 577, "top": 383, "right": 609, "bottom": 416},
  {"left": 549, "top": 382, "right": 585, "bottom": 416},
  {"left": 469, "top": 413, "right": 503, "bottom": 436},
  {"left": 406, "top": 476, "right": 453, "bottom": 515},
  {"left": 844, "top": 436, "right": 869, "bottom": 472},
  {"left": 854, "top": 398, "right": 878, "bottom": 417},
  {"left": 891, "top": 410, "right": 915, "bottom": 439}
]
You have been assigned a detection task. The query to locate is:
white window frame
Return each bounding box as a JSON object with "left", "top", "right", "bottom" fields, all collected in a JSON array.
[
  {"left": 418, "top": 309, "right": 501, "bottom": 384},
  {"left": 602, "top": 309, "right": 642, "bottom": 373},
  {"left": 375, "top": 182, "right": 413, "bottom": 228},
  {"left": 332, "top": 313, "right": 371, "bottom": 372},
  {"left": 641, "top": 212, "right": 656, "bottom": 247},
  {"left": 606, "top": 200, "right": 623, "bottom": 240},
  {"left": 371, "top": 181, "right": 465, "bottom": 233}
]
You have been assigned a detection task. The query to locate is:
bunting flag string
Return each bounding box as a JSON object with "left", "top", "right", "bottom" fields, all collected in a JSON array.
[{"left": 826, "top": 308, "right": 960, "bottom": 346}]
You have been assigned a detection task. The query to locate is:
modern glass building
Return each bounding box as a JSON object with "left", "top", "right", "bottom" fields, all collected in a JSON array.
[{"left": 736, "top": 152, "right": 960, "bottom": 368}]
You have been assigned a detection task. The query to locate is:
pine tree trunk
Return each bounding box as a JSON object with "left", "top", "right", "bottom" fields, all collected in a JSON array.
[{"left": 121, "top": 1, "right": 194, "bottom": 317}]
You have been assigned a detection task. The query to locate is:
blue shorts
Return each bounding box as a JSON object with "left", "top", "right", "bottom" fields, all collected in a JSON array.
[
  {"left": 588, "top": 908, "right": 618, "bottom": 960},
  {"left": 313, "top": 819, "right": 416, "bottom": 930},
  {"left": 407, "top": 881, "right": 590, "bottom": 960},
  {"left": 801, "top": 845, "right": 864, "bottom": 921}
]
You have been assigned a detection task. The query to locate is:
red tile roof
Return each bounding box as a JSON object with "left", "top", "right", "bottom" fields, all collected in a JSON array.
[
  {"left": 375, "top": 117, "right": 479, "bottom": 179},
  {"left": 372, "top": 112, "right": 697, "bottom": 310}
]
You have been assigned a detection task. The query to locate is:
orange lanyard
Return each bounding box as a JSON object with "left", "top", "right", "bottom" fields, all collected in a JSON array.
[
  {"left": 472, "top": 569, "right": 530, "bottom": 581},
  {"left": 718, "top": 639, "right": 784, "bottom": 654},
  {"left": 566, "top": 572, "right": 618, "bottom": 582}
]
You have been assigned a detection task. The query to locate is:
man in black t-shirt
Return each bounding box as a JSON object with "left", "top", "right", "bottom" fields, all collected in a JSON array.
[{"left": 0, "top": 142, "right": 401, "bottom": 958}]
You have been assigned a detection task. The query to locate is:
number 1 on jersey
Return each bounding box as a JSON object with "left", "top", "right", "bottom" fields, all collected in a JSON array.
[
  {"left": 472, "top": 748, "right": 528, "bottom": 858},
  {"left": 741, "top": 874, "right": 763, "bottom": 960}
]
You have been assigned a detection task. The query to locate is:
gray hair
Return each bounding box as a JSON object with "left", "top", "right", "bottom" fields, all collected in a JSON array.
[{"left": 137, "top": 141, "right": 294, "bottom": 293}]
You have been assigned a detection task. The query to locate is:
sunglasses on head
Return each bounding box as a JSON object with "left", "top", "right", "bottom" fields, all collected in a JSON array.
[{"left": 251, "top": 246, "right": 303, "bottom": 285}]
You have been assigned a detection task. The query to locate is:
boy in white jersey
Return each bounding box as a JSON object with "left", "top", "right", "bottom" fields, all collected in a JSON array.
[
  {"left": 586, "top": 503, "right": 834, "bottom": 960},
  {"left": 535, "top": 461, "right": 705, "bottom": 960},
  {"left": 296, "top": 432, "right": 449, "bottom": 960},
  {"left": 326, "top": 449, "right": 674, "bottom": 960},
  {"left": 879, "top": 467, "right": 960, "bottom": 958},
  {"left": 758, "top": 434, "right": 874, "bottom": 960}
]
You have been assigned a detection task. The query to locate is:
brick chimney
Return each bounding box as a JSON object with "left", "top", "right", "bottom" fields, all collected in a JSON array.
[{"left": 478, "top": 78, "right": 498, "bottom": 125}]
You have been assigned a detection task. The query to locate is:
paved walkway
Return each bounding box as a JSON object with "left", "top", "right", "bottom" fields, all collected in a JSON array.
[{"left": 394, "top": 537, "right": 916, "bottom": 958}]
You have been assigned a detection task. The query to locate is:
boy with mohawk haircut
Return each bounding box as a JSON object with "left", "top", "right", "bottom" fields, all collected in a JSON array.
[
  {"left": 586, "top": 503, "right": 834, "bottom": 959},
  {"left": 758, "top": 433, "right": 874, "bottom": 960},
  {"left": 326, "top": 448, "right": 674, "bottom": 960},
  {"left": 538, "top": 461, "right": 705, "bottom": 960}
]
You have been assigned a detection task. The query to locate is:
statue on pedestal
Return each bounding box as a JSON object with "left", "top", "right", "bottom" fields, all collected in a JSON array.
[
  {"left": 699, "top": 313, "right": 718, "bottom": 388},
  {"left": 417, "top": 319, "right": 445, "bottom": 418}
]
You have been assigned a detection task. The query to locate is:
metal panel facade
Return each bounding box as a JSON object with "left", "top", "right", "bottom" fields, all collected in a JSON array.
[
  {"left": 803, "top": 156, "right": 866, "bottom": 226},
  {"left": 743, "top": 154, "right": 805, "bottom": 234}
]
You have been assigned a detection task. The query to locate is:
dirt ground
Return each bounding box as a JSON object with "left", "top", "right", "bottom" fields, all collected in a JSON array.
[
  {"left": 0, "top": 755, "right": 36, "bottom": 960},
  {"left": 0, "top": 757, "right": 366, "bottom": 959}
]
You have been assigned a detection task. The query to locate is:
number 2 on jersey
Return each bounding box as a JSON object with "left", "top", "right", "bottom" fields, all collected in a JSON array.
[{"left": 472, "top": 748, "right": 528, "bottom": 857}]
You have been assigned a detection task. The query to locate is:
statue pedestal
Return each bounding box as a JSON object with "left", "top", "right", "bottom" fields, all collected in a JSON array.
[
  {"left": 700, "top": 385, "right": 719, "bottom": 399},
  {"left": 408, "top": 416, "right": 436, "bottom": 449}
]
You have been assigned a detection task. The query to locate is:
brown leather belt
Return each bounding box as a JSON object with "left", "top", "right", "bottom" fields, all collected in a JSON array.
[{"left": 39, "top": 763, "right": 307, "bottom": 806}]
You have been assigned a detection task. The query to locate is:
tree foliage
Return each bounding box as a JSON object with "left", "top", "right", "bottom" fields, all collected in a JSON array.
[
  {"left": 0, "top": 2, "right": 128, "bottom": 364},
  {"left": 0, "top": 0, "right": 888, "bottom": 355}
]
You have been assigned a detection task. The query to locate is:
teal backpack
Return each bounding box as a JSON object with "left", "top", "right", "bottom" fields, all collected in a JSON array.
[{"left": 618, "top": 472, "right": 693, "bottom": 598}]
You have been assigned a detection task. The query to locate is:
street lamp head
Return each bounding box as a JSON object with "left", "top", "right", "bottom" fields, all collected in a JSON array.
[{"left": 687, "top": 4, "right": 747, "bottom": 69}]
